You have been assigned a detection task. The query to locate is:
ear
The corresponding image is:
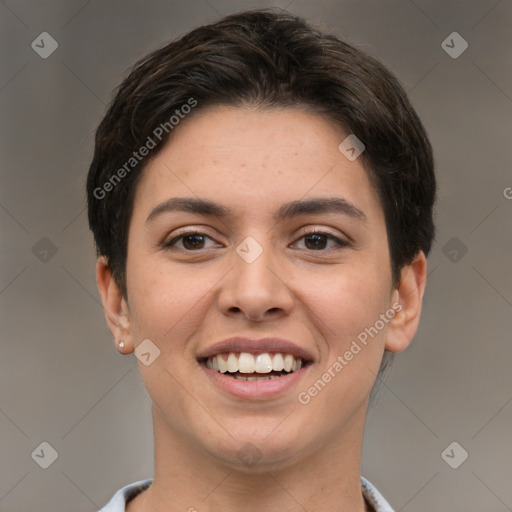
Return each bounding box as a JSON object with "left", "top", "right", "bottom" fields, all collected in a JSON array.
[
  {"left": 385, "top": 251, "right": 428, "bottom": 353},
  {"left": 96, "top": 256, "right": 133, "bottom": 353}
]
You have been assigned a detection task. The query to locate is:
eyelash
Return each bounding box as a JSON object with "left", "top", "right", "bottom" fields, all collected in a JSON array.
[{"left": 162, "top": 229, "right": 349, "bottom": 252}]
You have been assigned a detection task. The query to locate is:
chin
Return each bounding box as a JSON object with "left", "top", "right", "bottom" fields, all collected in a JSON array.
[{"left": 200, "top": 421, "right": 310, "bottom": 473}]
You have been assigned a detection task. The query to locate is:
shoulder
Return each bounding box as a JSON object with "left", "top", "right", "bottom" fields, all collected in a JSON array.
[
  {"left": 98, "top": 476, "right": 391, "bottom": 511},
  {"left": 361, "top": 476, "right": 395, "bottom": 512},
  {"left": 98, "top": 478, "right": 153, "bottom": 512}
]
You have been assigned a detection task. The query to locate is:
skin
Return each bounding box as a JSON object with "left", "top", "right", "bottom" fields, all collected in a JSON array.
[{"left": 96, "top": 105, "right": 427, "bottom": 512}]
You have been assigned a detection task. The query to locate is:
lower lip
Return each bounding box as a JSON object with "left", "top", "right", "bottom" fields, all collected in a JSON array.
[{"left": 199, "top": 363, "right": 311, "bottom": 400}]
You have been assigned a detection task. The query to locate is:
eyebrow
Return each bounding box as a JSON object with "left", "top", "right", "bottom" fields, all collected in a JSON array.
[{"left": 146, "top": 196, "right": 367, "bottom": 224}]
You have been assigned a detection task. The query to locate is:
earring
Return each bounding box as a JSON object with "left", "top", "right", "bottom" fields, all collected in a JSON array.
[{"left": 118, "top": 340, "right": 125, "bottom": 349}]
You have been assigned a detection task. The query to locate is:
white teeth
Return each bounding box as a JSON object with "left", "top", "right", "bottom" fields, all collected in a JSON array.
[
  {"left": 255, "top": 353, "right": 273, "bottom": 373},
  {"left": 205, "top": 352, "right": 305, "bottom": 375},
  {"left": 217, "top": 354, "right": 228, "bottom": 373},
  {"left": 233, "top": 374, "right": 282, "bottom": 381},
  {"left": 226, "top": 353, "right": 238, "bottom": 372},
  {"left": 238, "top": 353, "right": 255, "bottom": 373},
  {"left": 283, "top": 354, "right": 294, "bottom": 372},
  {"left": 272, "top": 353, "right": 284, "bottom": 371}
]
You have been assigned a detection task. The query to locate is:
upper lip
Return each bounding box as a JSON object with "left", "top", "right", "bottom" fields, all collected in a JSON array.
[{"left": 196, "top": 337, "right": 315, "bottom": 362}]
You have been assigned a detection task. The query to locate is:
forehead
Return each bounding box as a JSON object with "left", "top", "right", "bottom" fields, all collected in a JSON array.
[
  {"left": 160, "top": 105, "right": 346, "bottom": 169},
  {"left": 132, "top": 105, "right": 383, "bottom": 223}
]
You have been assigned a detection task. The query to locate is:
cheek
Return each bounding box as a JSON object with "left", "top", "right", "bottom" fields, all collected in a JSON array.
[
  {"left": 126, "top": 257, "right": 221, "bottom": 352},
  {"left": 125, "top": 257, "right": 187, "bottom": 340},
  {"left": 300, "top": 272, "right": 391, "bottom": 419},
  {"left": 302, "top": 261, "right": 390, "bottom": 339}
]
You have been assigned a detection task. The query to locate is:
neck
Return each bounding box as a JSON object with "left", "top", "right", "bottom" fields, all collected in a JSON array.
[{"left": 127, "top": 404, "right": 371, "bottom": 512}]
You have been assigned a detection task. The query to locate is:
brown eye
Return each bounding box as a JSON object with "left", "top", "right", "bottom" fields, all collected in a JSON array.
[
  {"left": 164, "top": 231, "right": 217, "bottom": 251},
  {"left": 304, "top": 233, "right": 329, "bottom": 250},
  {"left": 293, "top": 230, "right": 349, "bottom": 251},
  {"left": 181, "top": 234, "right": 207, "bottom": 250}
]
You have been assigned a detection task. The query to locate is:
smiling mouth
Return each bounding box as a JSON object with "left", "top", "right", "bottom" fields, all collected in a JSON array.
[{"left": 199, "top": 352, "right": 312, "bottom": 381}]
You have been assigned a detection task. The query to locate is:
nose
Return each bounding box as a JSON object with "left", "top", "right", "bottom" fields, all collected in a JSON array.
[{"left": 217, "top": 239, "right": 294, "bottom": 322}]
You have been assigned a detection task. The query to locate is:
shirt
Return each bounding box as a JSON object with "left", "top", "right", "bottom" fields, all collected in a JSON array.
[{"left": 98, "top": 476, "right": 394, "bottom": 511}]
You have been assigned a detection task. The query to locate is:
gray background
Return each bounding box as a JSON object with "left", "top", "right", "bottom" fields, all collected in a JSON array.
[{"left": 1, "top": 1, "right": 511, "bottom": 511}]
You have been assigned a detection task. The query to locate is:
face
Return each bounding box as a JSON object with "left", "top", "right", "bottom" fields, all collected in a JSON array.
[{"left": 106, "top": 105, "right": 413, "bottom": 471}]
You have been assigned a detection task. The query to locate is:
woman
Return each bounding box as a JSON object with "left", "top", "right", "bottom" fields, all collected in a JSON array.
[{"left": 87, "top": 9, "right": 436, "bottom": 512}]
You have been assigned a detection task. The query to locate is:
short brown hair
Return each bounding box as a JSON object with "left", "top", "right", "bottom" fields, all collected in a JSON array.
[{"left": 87, "top": 8, "right": 436, "bottom": 299}]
